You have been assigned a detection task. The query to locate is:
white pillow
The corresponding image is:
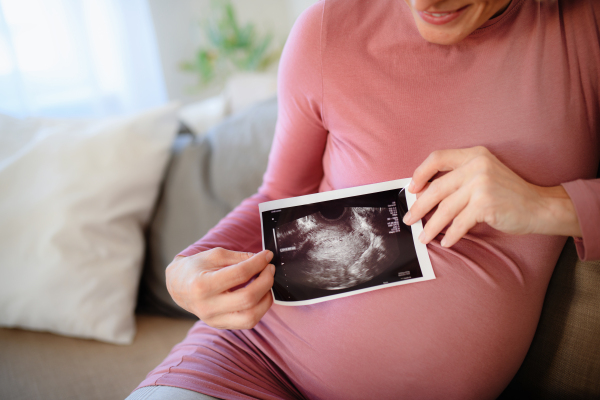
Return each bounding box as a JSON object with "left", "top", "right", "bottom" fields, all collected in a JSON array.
[{"left": 0, "top": 105, "right": 179, "bottom": 344}]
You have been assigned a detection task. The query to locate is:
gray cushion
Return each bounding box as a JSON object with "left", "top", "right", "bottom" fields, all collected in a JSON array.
[
  {"left": 508, "top": 238, "right": 600, "bottom": 399},
  {"left": 139, "top": 97, "right": 278, "bottom": 317},
  {"left": 210, "top": 99, "right": 278, "bottom": 210}
]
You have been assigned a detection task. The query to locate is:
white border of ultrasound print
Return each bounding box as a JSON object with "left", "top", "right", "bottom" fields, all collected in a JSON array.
[{"left": 259, "top": 178, "right": 436, "bottom": 306}]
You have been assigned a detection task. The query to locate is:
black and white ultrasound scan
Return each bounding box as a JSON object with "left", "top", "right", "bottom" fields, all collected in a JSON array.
[{"left": 259, "top": 179, "right": 435, "bottom": 305}]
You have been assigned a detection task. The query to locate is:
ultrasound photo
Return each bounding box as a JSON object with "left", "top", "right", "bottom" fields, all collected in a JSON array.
[{"left": 259, "top": 179, "right": 435, "bottom": 305}]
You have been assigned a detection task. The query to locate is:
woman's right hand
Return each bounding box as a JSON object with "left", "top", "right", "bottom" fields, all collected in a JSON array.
[{"left": 166, "top": 248, "right": 276, "bottom": 330}]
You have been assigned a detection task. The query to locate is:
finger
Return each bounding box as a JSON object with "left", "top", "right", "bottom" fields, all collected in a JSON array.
[
  {"left": 408, "top": 150, "right": 465, "bottom": 193},
  {"left": 418, "top": 187, "right": 470, "bottom": 245},
  {"left": 409, "top": 148, "right": 477, "bottom": 193},
  {"left": 404, "top": 171, "right": 463, "bottom": 225},
  {"left": 197, "top": 247, "right": 256, "bottom": 270},
  {"left": 217, "top": 264, "right": 275, "bottom": 315},
  {"left": 411, "top": 182, "right": 430, "bottom": 201},
  {"left": 440, "top": 205, "right": 479, "bottom": 248},
  {"left": 211, "top": 250, "right": 273, "bottom": 293},
  {"left": 209, "top": 290, "right": 274, "bottom": 330}
]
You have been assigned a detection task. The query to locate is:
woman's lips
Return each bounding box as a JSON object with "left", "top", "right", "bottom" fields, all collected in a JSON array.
[{"left": 417, "top": 5, "right": 469, "bottom": 25}]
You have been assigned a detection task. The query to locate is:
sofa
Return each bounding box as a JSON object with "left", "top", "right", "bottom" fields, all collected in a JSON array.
[{"left": 1, "top": 97, "right": 599, "bottom": 400}]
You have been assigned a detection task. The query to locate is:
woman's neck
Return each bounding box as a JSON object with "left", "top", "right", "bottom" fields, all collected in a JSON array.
[{"left": 491, "top": 0, "right": 512, "bottom": 19}]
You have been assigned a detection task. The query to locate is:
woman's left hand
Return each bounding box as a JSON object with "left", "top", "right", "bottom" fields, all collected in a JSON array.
[{"left": 402, "top": 146, "right": 582, "bottom": 248}]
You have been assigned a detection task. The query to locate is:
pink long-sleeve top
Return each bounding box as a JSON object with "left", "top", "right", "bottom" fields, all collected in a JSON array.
[{"left": 140, "top": 0, "right": 600, "bottom": 399}]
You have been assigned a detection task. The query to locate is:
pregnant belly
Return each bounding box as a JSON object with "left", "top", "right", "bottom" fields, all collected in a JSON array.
[{"left": 254, "top": 238, "right": 557, "bottom": 400}]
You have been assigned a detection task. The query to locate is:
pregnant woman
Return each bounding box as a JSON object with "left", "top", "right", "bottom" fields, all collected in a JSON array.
[{"left": 129, "top": 0, "right": 600, "bottom": 399}]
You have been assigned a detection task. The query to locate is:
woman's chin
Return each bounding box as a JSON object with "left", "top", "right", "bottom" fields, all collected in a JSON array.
[{"left": 416, "top": 25, "right": 472, "bottom": 45}]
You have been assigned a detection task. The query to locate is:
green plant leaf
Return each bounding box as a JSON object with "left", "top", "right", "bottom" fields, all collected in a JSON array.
[{"left": 180, "top": 0, "right": 281, "bottom": 87}]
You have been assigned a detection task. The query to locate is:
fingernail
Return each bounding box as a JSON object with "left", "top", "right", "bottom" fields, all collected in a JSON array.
[
  {"left": 408, "top": 181, "right": 415, "bottom": 193},
  {"left": 269, "top": 264, "right": 276, "bottom": 275},
  {"left": 265, "top": 251, "right": 273, "bottom": 262},
  {"left": 403, "top": 211, "right": 411, "bottom": 224},
  {"left": 441, "top": 238, "right": 448, "bottom": 247},
  {"left": 418, "top": 231, "right": 426, "bottom": 243}
]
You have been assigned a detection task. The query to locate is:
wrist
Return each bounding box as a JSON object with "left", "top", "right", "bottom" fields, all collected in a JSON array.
[{"left": 534, "top": 185, "right": 582, "bottom": 237}]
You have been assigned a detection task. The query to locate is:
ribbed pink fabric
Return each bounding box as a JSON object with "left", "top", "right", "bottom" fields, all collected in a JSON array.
[{"left": 138, "top": 1, "right": 600, "bottom": 399}]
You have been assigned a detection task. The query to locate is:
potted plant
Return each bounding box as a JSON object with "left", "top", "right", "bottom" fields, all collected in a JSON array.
[{"left": 179, "top": 0, "right": 282, "bottom": 132}]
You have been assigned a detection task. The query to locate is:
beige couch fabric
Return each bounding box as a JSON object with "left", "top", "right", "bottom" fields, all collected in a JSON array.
[{"left": 0, "top": 315, "right": 195, "bottom": 400}]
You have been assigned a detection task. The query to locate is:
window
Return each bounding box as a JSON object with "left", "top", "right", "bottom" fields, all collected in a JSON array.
[{"left": 0, "top": 0, "right": 167, "bottom": 118}]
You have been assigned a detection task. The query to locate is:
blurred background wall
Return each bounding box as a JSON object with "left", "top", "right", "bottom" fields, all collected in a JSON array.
[
  {"left": 0, "top": 0, "right": 318, "bottom": 119},
  {"left": 148, "top": 0, "right": 318, "bottom": 103}
]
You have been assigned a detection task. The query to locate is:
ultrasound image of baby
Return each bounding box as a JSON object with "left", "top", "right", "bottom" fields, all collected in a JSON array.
[{"left": 275, "top": 206, "right": 400, "bottom": 290}]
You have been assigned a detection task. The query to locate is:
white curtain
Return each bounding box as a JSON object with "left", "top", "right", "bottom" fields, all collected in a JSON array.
[{"left": 0, "top": 0, "right": 167, "bottom": 118}]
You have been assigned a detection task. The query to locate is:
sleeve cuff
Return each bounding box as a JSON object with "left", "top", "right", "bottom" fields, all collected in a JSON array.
[{"left": 562, "top": 179, "right": 600, "bottom": 261}]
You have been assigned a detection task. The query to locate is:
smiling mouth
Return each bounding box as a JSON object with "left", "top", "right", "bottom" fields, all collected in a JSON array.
[{"left": 418, "top": 5, "right": 469, "bottom": 25}]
